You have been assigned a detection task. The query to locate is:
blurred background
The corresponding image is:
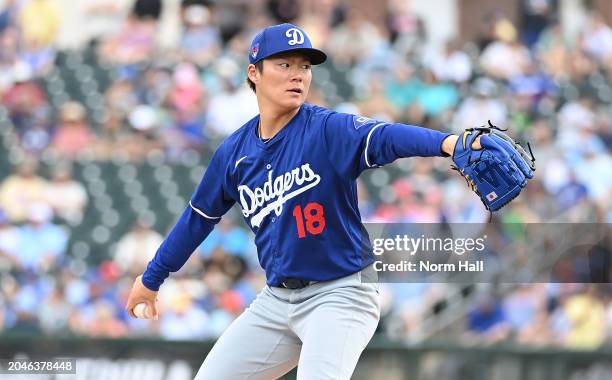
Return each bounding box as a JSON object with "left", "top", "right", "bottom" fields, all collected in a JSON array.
[{"left": 0, "top": 0, "right": 611, "bottom": 379}]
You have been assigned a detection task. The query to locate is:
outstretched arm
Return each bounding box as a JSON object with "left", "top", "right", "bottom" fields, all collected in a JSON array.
[{"left": 321, "top": 111, "right": 483, "bottom": 178}]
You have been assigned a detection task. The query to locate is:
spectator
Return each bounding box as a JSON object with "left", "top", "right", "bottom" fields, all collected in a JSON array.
[
  {"left": 18, "top": 0, "right": 59, "bottom": 75},
  {"left": 452, "top": 77, "right": 507, "bottom": 132},
  {"left": 563, "top": 286, "right": 606, "bottom": 349},
  {"left": 327, "top": 8, "right": 383, "bottom": 67},
  {"left": 507, "top": 61, "right": 557, "bottom": 110},
  {"left": 572, "top": 148, "right": 612, "bottom": 207},
  {"left": 558, "top": 96, "right": 596, "bottom": 131},
  {"left": 0, "top": 160, "right": 48, "bottom": 223},
  {"left": 133, "top": 102, "right": 169, "bottom": 135},
  {"left": 45, "top": 164, "right": 88, "bottom": 224},
  {"left": 16, "top": 203, "right": 68, "bottom": 272},
  {"left": 385, "top": 0, "right": 425, "bottom": 57},
  {"left": 136, "top": 66, "right": 172, "bottom": 108},
  {"left": 20, "top": 35, "right": 56, "bottom": 76},
  {"left": 63, "top": 271, "right": 91, "bottom": 307},
  {"left": 18, "top": 0, "right": 60, "bottom": 47},
  {"left": 441, "top": 178, "right": 489, "bottom": 223},
  {"left": 519, "top": 0, "right": 557, "bottom": 48},
  {"left": 198, "top": 217, "right": 254, "bottom": 260},
  {"left": 465, "top": 292, "right": 511, "bottom": 344},
  {"left": 384, "top": 63, "right": 422, "bottom": 113},
  {"left": 480, "top": 18, "right": 531, "bottom": 80},
  {"left": 0, "top": 209, "right": 19, "bottom": 270},
  {"left": 104, "top": 68, "right": 140, "bottom": 120},
  {"left": 568, "top": 48, "right": 598, "bottom": 81},
  {"left": 86, "top": 300, "right": 128, "bottom": 338},
  {"left": 162, "top": 63, "right": 207, "bottom": 153},
  {"left": 356, "top": 72, "right": 399, "bottom": 121},
  {"left": 132, "top": 0, "right": 162, "bottom": 20},
  {"left": 581, "top": 13, "right": 612, "bottom": 65},
  {"left": 0, "top": 0, "right": 19, "bottom": 34},
  {"left": 96, "top": 111, "right": 128, "bottom": 159},
  {"left": 427, "top": 39, "right": 472, "bottom": 83},
  {"left": 503, "top": 285, "right": 544, "bottom": 332},
  {"left": 178, "top": 4, "right": 221, "bottom": 66},
  {"left": 18, "top": 109, "right": 53, "bottom": 155},
  {"left": 2, "top": 61, "right": 48, "bottom": 131},
  {"left": 113, "top": 219, "right": 164, "bottom": 276},
  {"left": 39, "top": 285, "right": 72, "bottom": 334},
  {"left": 160, "top": 292, "right": 211, "bottom": 340},
  {"left": 535, "top": 21, "right": 571, "bottom": 79},
  {"left": 168, "top": 62, "right": 204, "bottom": 115},
  {"left": 555, "top": 171, "right": 588, "bottom": 210},
  {"left": 205, "top": 58, "right": 258, "bottom": 137},
  {"left": 517, "top": 307, "right": 553, "bottom": 346},
  {"left": 0, "top": 29, "right": 21, "bottom": 94},
  {"left": 78, "top": 0, "right": 128, "bottom": 46},
  {"left": 8, "top": 283, "right": 42, "bottom": 335},
  {"left": 50, "top": 101, "right": 97, "bottom": 159},
  {"left": 413, "top": 69, "right": 459, "bottom": 118},
  {"left": 266, "top": 0, "right": 300, "bottom": 24},
  {"left": 98, "top": 14, "right": 157, "bottom": 65}
]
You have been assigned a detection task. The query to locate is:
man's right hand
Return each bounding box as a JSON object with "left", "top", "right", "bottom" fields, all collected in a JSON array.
[{"left": 125, "top": 275, "right": 159, "bottom": 320}]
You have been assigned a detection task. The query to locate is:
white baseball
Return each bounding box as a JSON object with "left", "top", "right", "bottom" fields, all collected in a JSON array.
[{"left": 133, "top": 303, "right": 151, "bottom": 319}]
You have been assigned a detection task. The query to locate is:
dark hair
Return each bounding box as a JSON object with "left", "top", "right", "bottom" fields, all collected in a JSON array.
[{"left": 246, "top": 61, "right": 264, "bottom": 93}]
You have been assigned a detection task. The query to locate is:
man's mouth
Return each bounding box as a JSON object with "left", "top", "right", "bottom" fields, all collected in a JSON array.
[{"left": 287, "top": 88, "right": 303, "bottom": 94}]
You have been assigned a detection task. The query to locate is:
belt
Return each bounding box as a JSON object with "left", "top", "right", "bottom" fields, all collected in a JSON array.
[{"left": 280, "top": 278, "right": 317, "bottom": 289}]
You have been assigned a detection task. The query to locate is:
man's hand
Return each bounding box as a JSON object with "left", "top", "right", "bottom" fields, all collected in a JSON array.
[
  {"left": 125, "top": 275, "right": 159, "bottom": 320},
  {"left": 442, "top": 135, "right": 482, "bottom": 156}
]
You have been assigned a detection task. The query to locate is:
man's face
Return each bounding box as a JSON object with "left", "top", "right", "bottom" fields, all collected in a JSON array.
[{"left": 249, "top": 53, "right": 312, "bottom": 110}]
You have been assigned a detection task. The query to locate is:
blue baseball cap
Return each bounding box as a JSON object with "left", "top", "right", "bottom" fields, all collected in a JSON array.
[{"left": 249, "top": 23, "right": 327, "bottom": 65}]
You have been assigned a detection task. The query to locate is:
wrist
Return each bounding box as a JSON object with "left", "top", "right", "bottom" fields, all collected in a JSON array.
[
  {"left": 140, "top": 273, "right": 161, "bottom": 292},
  {"left": 442, "top": 135, "right": 459, "bottom": 157}
]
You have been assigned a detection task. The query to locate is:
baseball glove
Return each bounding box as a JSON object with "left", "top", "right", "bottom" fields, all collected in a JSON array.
[{"left": 452, "top": 121, "right": 536, "bottom": 212}]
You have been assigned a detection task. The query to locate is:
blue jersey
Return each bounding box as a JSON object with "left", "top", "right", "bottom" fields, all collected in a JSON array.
[{"left": 142, "top": 103, "right": 450, "bottom": 290}]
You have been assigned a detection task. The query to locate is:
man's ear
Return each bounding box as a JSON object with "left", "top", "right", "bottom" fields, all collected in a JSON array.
[{"left": 247, "top": 64, "right": 260, "bottom": 84}]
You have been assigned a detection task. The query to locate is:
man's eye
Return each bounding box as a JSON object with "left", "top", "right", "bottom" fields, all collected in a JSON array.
[
  {"left": 302, "top": 65, "right": 311, "bottom": 70},
  {"left": 279, "top": 63, "right": 289, "bottom": 68}
]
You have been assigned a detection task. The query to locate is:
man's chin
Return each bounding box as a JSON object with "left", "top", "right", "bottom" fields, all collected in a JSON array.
[{"left": 279, "top": 98, "right": 304, "bottom": 110}]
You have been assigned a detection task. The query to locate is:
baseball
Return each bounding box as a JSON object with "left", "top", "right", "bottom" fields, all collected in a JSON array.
[{"left": 133, "top": 303, "right": 152, "bottom": 319}]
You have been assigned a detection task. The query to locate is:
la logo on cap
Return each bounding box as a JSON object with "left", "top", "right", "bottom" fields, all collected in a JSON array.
[
  {"left": 251, "top": 43, "right": 259, "bottom": 58},
  {"left": 285, "top": 28, "right": 304, "bottom": 45}
]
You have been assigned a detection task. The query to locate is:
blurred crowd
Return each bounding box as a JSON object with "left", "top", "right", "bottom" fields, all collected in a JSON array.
[
  {"left": 0, "top": 0, "right": 611, "bottom": 348},
  {"left": 461, "top": 283, "right": 612, "bottom": 350}
]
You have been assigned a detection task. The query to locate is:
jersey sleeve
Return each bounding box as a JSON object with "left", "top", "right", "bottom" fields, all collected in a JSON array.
[
  {"left": 190, "top": 144, "right": 236, "bottom": 218},
  {"left": 141, "top": 144, "right": 236, "bottom": 291},
  {"left": 322, "top": 112, "right": 452, "bottom": 178}
]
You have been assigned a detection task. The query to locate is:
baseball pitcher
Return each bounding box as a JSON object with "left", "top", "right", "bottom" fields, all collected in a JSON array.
[{"left": 126, "top": 23, "right": 535, "bottom": 380}]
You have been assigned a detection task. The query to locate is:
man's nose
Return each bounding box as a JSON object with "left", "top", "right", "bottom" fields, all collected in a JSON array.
[
  {"left": 290, "top": 67, "right": 304, "bottom": 81},
  {"left": 290, "top": 72, "right": 303, "bottom": 82}
]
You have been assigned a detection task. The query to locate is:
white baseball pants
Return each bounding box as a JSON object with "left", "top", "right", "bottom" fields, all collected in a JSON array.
[{"left": 194, "top": 268, "right": 380, "bottom": 380}]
